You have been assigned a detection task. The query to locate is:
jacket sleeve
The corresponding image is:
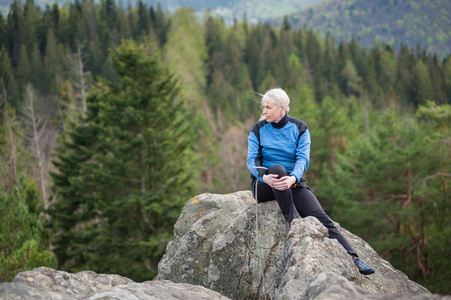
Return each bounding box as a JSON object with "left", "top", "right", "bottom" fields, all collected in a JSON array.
[
  {"left": 290, "top": 129, "right": 310, "bottom": 182},
  {"left": 247, "top": 130, "right": 264, "bottom": 182}
]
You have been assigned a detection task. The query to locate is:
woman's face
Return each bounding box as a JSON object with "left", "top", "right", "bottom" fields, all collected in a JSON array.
[{"left": 263, "top": 100, "right": 285, "bottom": 123}]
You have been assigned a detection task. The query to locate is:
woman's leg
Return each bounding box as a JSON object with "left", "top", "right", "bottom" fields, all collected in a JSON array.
[
  {"left": 292, "top": 187, "right": 357, "bottom": 257},
  {"left": 252, "top": 165, "right": 299, "bottom": 223}
]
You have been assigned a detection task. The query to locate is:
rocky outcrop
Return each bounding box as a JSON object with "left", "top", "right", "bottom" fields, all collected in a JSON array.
[
  {"left": 0, "top": 267, "right": 230, "bottom": 299},
  {"left": 156, "top": 191, "right": 448, "bottom": 300},
  {"left": 1, "top": 191, "right": 449, "bottom": 300}
]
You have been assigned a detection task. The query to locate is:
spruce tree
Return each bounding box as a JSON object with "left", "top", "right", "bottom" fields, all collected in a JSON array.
[
  {"left": 0, "top": 88, "right": 56, "bottom": 282},
  {"left": 317, "top": 105, "right": 451, "bottom": 293},
  {"left": 0, "top": 175, "right": 57, "bottom": 282},
  {"left": 50, "top": 40, "right": 199, "bottom": 281}
]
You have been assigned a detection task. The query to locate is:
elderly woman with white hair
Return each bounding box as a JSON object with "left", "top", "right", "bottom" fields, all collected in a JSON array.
[{"left": 247, "top": 88, "right": 375, "bottom": 275}]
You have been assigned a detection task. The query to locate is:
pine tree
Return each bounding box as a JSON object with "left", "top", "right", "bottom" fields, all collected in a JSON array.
[
  {"left": 0, "top": 47, "right": 19, "bottom": 105},
  {"left": 16, "top": 44, "right": 30, "bottom": 85},
  {"left": 0, "top": 14, "right": 6, "bottom": 50},
  {"left": 444, "top": 58, "right": 451, "bottom": 103},
  {"left": 341, "top": 59, "right": 362, "bottom": 96},
  {"left": 317, "top": 32, "right": 339, "bottom": 100},
  {"left": 6, "top": 0, "right": 23, "bottom": 66},
  {"left": 43, "top": 28, "right": 65, "bottom": 95},
  {"left": 0, "top": 82, "right": 56, "bottom": 282},
  {"left": 149, "top": 3, "right": 170, "bottom": 47},
  {"left": 22, "top": 0, "right": 40, "bottom": 53},
  {"left": 411, "top": 59, "right": 433, "bottom": 106},
  {"left": 50, "top": 40, "right": 199, "bottom": 281},
  {"left": 317, "top": 106, "right": 451, "bottom": 294},
  {"left": 163, "top": 7, "right": 207, "bottom": 105},
  {"left": 137, "top": 0, "right": 149, "bottom": 36},
  {"left": 0, "top": 175, "right": 57, "bottom": 282},
  {"left": 28, "top": 43, "right": 44, "bottom": 93}
]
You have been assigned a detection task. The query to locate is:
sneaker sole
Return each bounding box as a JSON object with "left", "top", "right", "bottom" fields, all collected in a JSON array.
[{"left": 360, "top": 269, "right": 375, "bottom": 275}]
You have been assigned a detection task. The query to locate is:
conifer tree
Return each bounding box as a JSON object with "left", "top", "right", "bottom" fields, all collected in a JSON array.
[
  {"left": 6, "top": 0, "right": 22, "bottom": 66},
  {"left": 50, "top": 40, "right": 199, "bottom": 281},
  {"left": 149, "top": 3, "right": 170, "bottom": 47},
  {"left": 0, "top": 14, "right": 6, "bottom": 50},
  {"left": 28, "top": 43, "right": 44, "bottom": 93},
  {"left": 43, "top": 28, "right": 65, "bottom": 95},
  {"left": 0, "top": 82, "right": 56, "bottom": 282},
  {"left": 163, "top": 7, "right": 206, "bottom": 104},
  {"left": 0, "top": 81, "right": 19, "bottom": 188},
  {"left": 444, "top": 58, "right": 451, "bottom": 102},
  {"left": 16, "top": 44, "right": 30, "bottom": 85},
  {"left": 412, "top": 59, "right": 433, "bottom": 106},
  {"left": 317, "top": 105, "right": 450, "bottom": 293},
  {"left": 341, "top": 59, "right": 362, "bottom": 96},
  {"left": 0, "top": 47, "right": 18, "bottom": 105},
  {"left": 0, "top": 175, "right": 57, "bottom": 282},
  {"left": 21, "top": 0, "right": 40, "bottom": 53},
  {"left": 317, "top": 32, "right": 339, "bottom": 100},
  {"left": 137, "top": 0, "right": 150, "bottom": 36}
]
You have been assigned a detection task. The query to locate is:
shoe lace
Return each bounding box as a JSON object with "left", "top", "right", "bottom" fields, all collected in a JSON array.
[{"left": 355, "top": 259, "right": 370, "bottom": 270}]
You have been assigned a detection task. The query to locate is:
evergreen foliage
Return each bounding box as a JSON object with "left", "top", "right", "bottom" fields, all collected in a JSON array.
[
  {"left": 50, "top": 39, "right": 199, "bottom": 281},
  {"left": 0, "top": 85, "right": 57, "bottom": 281},
  {"left": 0, "top": 174, "right": 56, "bottom": 282},
  {"left": 286, "top": 0, "right": 451, "bottom": 59},
  {"left": 0, "top": 0, "right": 449, "bottom": 293},
  {"left": 316, "top": 102, "right": 450, "bottom": 294}
]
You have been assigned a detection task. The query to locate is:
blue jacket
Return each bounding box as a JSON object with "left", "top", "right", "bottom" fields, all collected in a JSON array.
[{"left": 247, "top": 114, "right": 310, "bottom": 183}]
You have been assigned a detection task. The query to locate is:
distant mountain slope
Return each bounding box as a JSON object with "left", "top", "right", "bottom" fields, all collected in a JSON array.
[
  {"left": 2, "top": 0, "right": 449, "bottom": 58},
  {"left": 284, "top": 0, "right": 451, "bottom": 58},
  {"left": 0, "top": 0, "right": 326, "bottom": 25},
  {"left": 164, "top": 0, "right": 325, "bottom": 23}
]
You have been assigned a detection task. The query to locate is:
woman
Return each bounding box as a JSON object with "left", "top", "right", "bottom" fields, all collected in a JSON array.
[{"left": 247, "top": 88, "right": 375, "bottom": 275}]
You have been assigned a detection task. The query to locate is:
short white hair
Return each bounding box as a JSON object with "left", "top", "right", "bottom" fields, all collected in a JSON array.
[{"left": 261, "top": 88, "right": 290, "bottom": 113}]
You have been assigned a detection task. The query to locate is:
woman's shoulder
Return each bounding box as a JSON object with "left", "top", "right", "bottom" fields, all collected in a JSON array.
[
  {"left": 287, "top": 115, "right": 308, "bottom": 129},
  {"left": 252, "top": 119, "right": 268, "bottom": 129},
  {"left": 250, "top": 119, "right": 268, "bottom": 136}
]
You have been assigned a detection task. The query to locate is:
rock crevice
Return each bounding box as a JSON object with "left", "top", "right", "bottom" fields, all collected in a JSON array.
[
  {"left": 2, "top": 191, "right": 448, "bottom": 300},
  {"left": 157, "top": 191, "right": 435, "bottom": 300}
]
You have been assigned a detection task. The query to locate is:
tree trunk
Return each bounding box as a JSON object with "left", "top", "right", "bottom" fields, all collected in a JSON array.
[
  {"left": 25, "top": 85, "right": 47, "bottom": 205},
  {"left": 77, "top": 45, "right": 87, "bottom": 113}
]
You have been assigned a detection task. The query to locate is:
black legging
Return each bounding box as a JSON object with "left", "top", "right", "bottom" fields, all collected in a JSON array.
[{"left": 252, "top": 164, "right": 357, "bottom": 257}]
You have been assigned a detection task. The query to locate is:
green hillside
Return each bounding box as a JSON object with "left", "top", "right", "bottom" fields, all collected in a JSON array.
[
  {"left": 3, "top": 0, "right": 448, "bottom": 57},
  {"left": 285, "top": 0, "right": 451, "bottom": 58},
  {"left": 0, "top": 0, "right": 325, "bottom": 21},
  {"left": 1, "top": 0, "right": 450, "bottom": 293}
]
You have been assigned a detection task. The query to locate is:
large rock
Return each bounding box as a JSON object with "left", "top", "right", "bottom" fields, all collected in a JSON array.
[
  {"left": 156, "top": 191, "right": 449, "bottom": 300},
  {"left": 0, "top": 267, "right": 231, "bottom": 300},
  {"left": 1, "top": 191, "right": 449, "bottom": 300}
]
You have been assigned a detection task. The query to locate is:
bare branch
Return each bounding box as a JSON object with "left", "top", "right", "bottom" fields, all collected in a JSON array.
[
  {"left": 24, "top": 84, "right": 48, "bottom": 205},
  {"left": 422, "top": 172, "right": 451, "bottom": 187}
]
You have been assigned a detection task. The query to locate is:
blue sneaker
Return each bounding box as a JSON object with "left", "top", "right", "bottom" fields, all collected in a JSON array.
[{"left": 354, "top": 258, "right": 375, "bottom": 275}]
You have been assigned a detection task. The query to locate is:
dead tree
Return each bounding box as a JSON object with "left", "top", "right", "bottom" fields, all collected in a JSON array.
[{"left": 22, "top": 84, "right": 48, "bottom": 205}]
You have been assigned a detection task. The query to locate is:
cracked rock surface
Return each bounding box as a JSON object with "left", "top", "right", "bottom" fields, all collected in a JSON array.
[
  {"left": 2, "top": 191, "right": 449, "bottom": 300},
  {"left": 0, "top": 267, "right": 230, "bottom": 300},
  {"left": 157, "top": 191, "right": 449, "bottom": 300}
]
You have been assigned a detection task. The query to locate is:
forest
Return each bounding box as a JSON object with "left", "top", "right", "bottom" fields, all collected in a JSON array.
[
  {"left": 286, "top": 0, "right": 451, "bottom": 59},
  {"left": 0, "top": 0, "right": 450, "bottom": 295}
]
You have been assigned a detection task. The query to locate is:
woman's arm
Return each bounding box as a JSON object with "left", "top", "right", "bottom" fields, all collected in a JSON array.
[
  {"left": 247, "top": 131, "right": 264, "bottom": 182},
  {"left": 290, "top": 129, "right": 311, "bottom": 182}
]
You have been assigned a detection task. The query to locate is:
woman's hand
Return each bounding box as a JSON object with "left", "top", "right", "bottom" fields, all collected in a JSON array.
[
  {"left": 263, "top": 175, "right": 297, "bottom": 191},
  {"left": 262, "top": 174, "right": 279, "bottom": 188}
]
